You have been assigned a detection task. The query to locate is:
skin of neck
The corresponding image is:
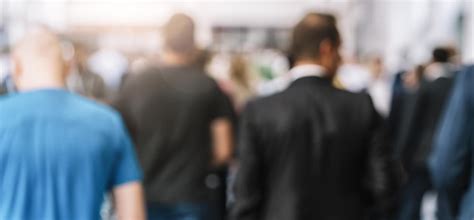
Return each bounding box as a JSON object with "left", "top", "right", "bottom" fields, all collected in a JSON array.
[
  {"left": 294, "top": 59, "right": 324, "bottom": 67},
  {"left": 161, "top": 49, "right": 196, "bottom": 66},
  {"left": 14, "top": 64, "right": 67, "bottom": 92}
]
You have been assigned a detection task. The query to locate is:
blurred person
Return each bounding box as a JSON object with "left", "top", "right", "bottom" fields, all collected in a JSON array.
[
  {"left": 0, "top": 28, "right": 145, "bottom": 220},
  {"left": 88, "top": 46, "right": 129, "bottom": 100},
  {"left": 253, "top": 49, "right": 290, "bottom": 96},
  {"left": 231, "top": 13, "right": 397, "bottom": 220},
  {"left": 388, "top": 65, "right": 425, "bottom": 148},
  {"left": 424, "top": 47, "right": 458, "bottom": 82},
  {"left": 0, "top": 47, "right": 14, "bottom": 95},
  {"left": 115, "top": 13, "right": 235, "bottom": 220},
  {"left": 394, "top": 47, "right": 456, "bottom": 220},
  {"left": 218, "top": 54, "right": 256, "bottom": 112},
  {"left": 67, "top": 42, "right": 106, "bottom": 100},
  {"left": 195, "top": 49, "right": 213, "bottom": 71},
  {"left": 366, "top": 56, "right": 393, "bottom": 117},
  {"left": 336, "top": 60, "right": 372, "bottom": 93},
  {"left": 0, "top": 75, "right": 15, "bottom": 95},
  {"left": 429, "top": 65, "right": 474, "bottom": 220}
]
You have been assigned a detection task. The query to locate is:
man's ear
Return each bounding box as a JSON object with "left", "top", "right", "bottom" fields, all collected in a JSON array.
[
  {"left": 62, "top": 59, "right": 72, "bottom": 79},
  {"left": 319, "top": 39, "right": 333, "bottom": 56}
]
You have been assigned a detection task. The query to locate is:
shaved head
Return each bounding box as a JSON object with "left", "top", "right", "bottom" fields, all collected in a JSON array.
[{"left": 12, "top": 27, "right": 67, "bottom": 91}]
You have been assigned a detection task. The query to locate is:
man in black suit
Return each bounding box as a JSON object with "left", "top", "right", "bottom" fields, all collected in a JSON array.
[
  {"left": 231, "top": 13, "right": 396, "bottom": 220},
  {"left": 395, "top": 48, "right": 456, "bottom": 220}
]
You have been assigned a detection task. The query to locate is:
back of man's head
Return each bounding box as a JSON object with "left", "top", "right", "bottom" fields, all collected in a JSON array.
[
  {"left": 290, "top": 12, "right": 340, "bottom": 61},
  {"left": 163, "top": 13, "right": 196, "bottom": 55},
  {"left": 12, "top": 27, "right": 66, "bottom": 91},
  {"left": 432, "top": 47, "right": 451, "bottom": 63}
]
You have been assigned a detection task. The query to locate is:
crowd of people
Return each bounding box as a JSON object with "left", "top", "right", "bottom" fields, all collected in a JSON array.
[{"left": 0, "top": 12, "right": 473, "bottom": 220}]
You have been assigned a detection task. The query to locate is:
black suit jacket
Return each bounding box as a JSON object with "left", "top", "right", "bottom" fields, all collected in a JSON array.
[
  {"left": 231, "top": 76, "right": 396, "bottom": 220},
  {"left": 397, "top": 76, "right": 454, "bottom": 171}
]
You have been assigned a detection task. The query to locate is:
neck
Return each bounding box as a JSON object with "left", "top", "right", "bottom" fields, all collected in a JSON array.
[
  {"left": 16, "top": 70, "right": 66, "bottom": 92},
  {"left": 162, "top": 50, "right": 195, "bottom": 66},
  {"left": 18, "top": 81, "right": 65, "bottom": 92},
  {"left": 294, "top": 59, "right": 323, "bottom": 67}
]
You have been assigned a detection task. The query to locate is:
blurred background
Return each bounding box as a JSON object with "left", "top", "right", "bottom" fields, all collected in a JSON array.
[{"left": 1, "top": 0, "right": 473, "bottom": 89}]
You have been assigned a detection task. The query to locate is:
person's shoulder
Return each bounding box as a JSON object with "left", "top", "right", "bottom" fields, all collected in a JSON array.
[
  {"left": 70, "top": 94, "right": 123, "bottom": 127},
  {"left": 331, "top": 85, "right": 372, "bottom": 104},
  {"left": 126, "top": 66, "right": 159, "bottom": 83},
  {"left": 243, "top": 89, "right": 291, "bottom": 117},
  {"left": 0, "top": 93, "right": 12, "bottom": 103},
  {"left": 0, "top": 93, "right": 32, "bottom": 114},
  {"left": 461, "top": 65, "right": 474, "bottom": 82},
  {"left": 0, "top": 94, "right": 15, "bottom": 113},
  {"left": 190, "top": 69, "right": 219, "bottom": 86},
  {"left": 331, "top": 87, "right": 378, "bottom": 120}
]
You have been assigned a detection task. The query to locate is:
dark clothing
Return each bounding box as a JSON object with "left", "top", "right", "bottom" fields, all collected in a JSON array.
[
  {"left": 0, "top": 82, "right": 6, "bottom": 95},
  {"left": 231, "top": 76, "right": 396, "bottom": 220},
  {"left": 115, "top": 64, "right": 234, "bottom": 204},
  {"left": 430, "top": 65, "right": 474, "bottom": 220},
  {"left": 147, "top": 202, "right": 213, "bottom": 220},
  {"left": 387, "top": 71, "right": 408, "bottom": 145},
  {"left": 0, "top": 75, "right": 15, "bottom": 95},
  {"left": 397, "top": 77, "right": 454, "bottom": 170},
  {"left": 395, "top": 168, "right": 432, "bottom": 220},
  {"left": 393, "top": 72, "right": 454, "bottom": 220}
]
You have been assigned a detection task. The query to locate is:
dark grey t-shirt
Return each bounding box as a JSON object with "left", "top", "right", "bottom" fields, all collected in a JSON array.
[{"left": 115, "top": 64, "right": 234, "bottom": 203}]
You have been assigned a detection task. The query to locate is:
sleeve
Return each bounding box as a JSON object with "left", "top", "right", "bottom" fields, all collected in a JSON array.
[
  {"left": 394, "top": 85, "right": 428, "bottom": 169},
  {"left": 210, "top": 82, "right": 236, "bottom": 121},
  {"left": 108, "top": 118, "right": 143, "bottom": 189},
  {"left": 112, "top": 74, "right": 137, "bottom": 139},
  {"left": 230, "top": 102, "right": 263, "bottom": 220},
  {"left": 363, "top": 94, "right": 401, "bottom": 217},
  {"left": 429, "top": 66, "right": 473, "bottom": 197}
]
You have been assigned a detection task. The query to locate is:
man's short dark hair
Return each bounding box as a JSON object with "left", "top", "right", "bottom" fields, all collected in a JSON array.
[
  {"left": 432, "top": 47, "right": 451, "bottom": 63},
  {"left": 290, "top": 13, "right": 340, "bottom": 61},
  {"left": 163, "top": 13, "right": 196, "bottom": 55}
]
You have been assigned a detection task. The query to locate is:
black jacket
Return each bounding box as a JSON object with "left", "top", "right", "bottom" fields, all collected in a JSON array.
[
  {"left": 231, "top": 76, "right": 396, "bottom": 220},
  {"left": 397, "top": 76, "right": 454, "bottom": 171}
]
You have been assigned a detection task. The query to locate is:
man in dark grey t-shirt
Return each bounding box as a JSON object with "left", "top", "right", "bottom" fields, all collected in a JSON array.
[{"left": 115, "top": 13, "right": 234, "bottom": 220}]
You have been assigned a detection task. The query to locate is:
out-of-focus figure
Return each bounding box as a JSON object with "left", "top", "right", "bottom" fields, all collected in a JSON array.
[
  {"left": 0, "top": 47, "right": 14, "bottom": 95},
  {"left": 430, "top": 65, "right": 474, "bottom": 220},
  {"left": 67, "top": 42, "right": 106, "bottom": 101},
  {"left": 115, "top": 13, "right": 235, "bottom": 220},
  {"left": 231, "top": 13, "right": 397, "bottom": 220},
  {"left": 388, "top": 65, "right": 425, "bottom": 153},
  {"left": 0, "top": 27, "right": 145, "bottom": 220},
  {"left": 336, "top": 61, "right": 372, "bottom": 93},
  {"left": 394, "top": 47, "right": 456, "bottom": 220},
  {"left": 88, "top": 46, "right": 129, "bottom": 100},
  {"left": 366, "top": 56, "right": 393, "bottom": 118},
  {"left": 219, "top": 54, "right": 256, "bottom": 112}
]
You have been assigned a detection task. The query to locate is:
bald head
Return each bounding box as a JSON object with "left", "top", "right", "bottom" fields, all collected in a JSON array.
[
  {"left": 12, "top": 27, "right": 67, "bottom": 91},
  {"left": 163, "top": 13, "right": 196, "bottom": 55}
]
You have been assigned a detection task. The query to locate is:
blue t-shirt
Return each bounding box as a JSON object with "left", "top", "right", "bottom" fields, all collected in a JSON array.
[{"left": 0, "top": 89, "right": 142, "bottom": 220}]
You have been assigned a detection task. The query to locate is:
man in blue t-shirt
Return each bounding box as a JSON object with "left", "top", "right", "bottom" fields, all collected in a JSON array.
[{"left": 0, "top": 28, "right": 145, "bottom": 220}]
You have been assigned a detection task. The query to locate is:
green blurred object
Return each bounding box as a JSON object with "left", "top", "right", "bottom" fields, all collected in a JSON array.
[{"left": 259, "top": 66, "right": 274, "bottom": 80}]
